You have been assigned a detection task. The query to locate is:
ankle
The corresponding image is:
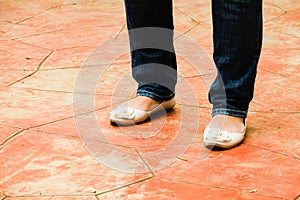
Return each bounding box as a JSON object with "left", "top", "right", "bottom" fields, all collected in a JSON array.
[
  {"left": 129, "top": 95, "right": 159, "bottom": 111},
  {"left": 209, "top": 115, "right": 245, "bottom": 133}
]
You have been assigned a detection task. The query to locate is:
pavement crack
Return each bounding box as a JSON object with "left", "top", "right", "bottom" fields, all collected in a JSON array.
[
  {"left": 175, "top": 23, "right": 199, "bottom": 40},
  {"left": 246, "top": 144, "right": 300, "bottom": 161},
  {"left": 177, "top": 103, "right": 211, "bottom": 109},
  {"left": 14, "top": 40, "right": 53, "bottom": 51},
  {"left": 93, "top": 148, "right": 154, "bottom": 197},
  {"left": 134, "top": 147, "right": 155, "bottom": 177},
  {"left": 0, "top": 123, "right": 22, "bottom": 129},
  {"left": 0, "top": 130, "right": 25, "bottom": 146},
  {"left": 95, "top": 173, "right": 154, "bottom": 196},
  {"left": 24, "top": 100, "right": 115, "bottom": 130},
  {"left": 25, "top": 116, "right": 74, "bottom": 130},
  {"left": 113, "top": 25, "right": 126, "bottom": 41},
  {"left": 15, "top": 3, "right": 80, "bottom": 24},
  {"left": 175, "top": 7, "right": 201, "bottom": 24},
  {"left": 293, "top": 194, "right": 300, "bottom": 200},
  {"left": 264, "top": 3, "right": 287, "bottom": 24},
  {"left": 282, "top": 32, "right": 299, "bottom": 39},
  {"left": 183, "top": 73, "right": 215, "bottom": 78},
  {"left": 5, "top": 194, "right": 96, "bottom": 198},
  {"left": 0, "top": 195, "right": 7, "bottom": 200},
  {"left": 9, "top": 87, "right": 74, "bottom": 94},
  {"left": 174, "top": 6, "right": 201, "bottom": 40},
  {"left": 13, "top": 25, "right": 116, "bottom": 41},
  {"left": 259, "top": 69, "right": 287, "bottom": 77},
  {"left": 7, "top": 50, "right": 54, "bottom": 87}
]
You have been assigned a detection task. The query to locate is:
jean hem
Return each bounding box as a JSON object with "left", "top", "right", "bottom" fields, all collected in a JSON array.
[
  {"left": 212, "top": 108, "right": 247, "bottom": 118},
  {"left": 137, "top": 90, "right": 175, "bottom": 101}
]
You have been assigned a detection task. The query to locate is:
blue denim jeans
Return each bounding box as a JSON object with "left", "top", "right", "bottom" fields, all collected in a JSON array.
[{"left": 124, "top": 0, "right": 262, "bottom": 119}]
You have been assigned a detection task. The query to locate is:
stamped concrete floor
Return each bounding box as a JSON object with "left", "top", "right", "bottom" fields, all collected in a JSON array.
[{"left": 0, "top": 0, "right": 299, "bottom": 199}]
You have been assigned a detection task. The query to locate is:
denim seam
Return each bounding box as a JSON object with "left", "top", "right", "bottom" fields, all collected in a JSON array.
[
  {"left": 212, "top": 108, "right": 247, "bottom": 114},
  {"left": 137, "top": 89, "right": 174, "bottom": 99},
  {"left": 212, "top": 109, "right": 248, "bottom": 118}
]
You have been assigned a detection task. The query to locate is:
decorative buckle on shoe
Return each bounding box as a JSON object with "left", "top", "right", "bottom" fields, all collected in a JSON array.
[
  {"left": 111, "top": 106, "right": 135, "bottom": 119},
  {"left": 207, "top": 128, "right": 232, "bottom": 142}
]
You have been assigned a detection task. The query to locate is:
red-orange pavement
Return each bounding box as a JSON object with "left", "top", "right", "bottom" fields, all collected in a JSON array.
[{"left": 0, "top": 0, "right": 299, "bottom": 200}]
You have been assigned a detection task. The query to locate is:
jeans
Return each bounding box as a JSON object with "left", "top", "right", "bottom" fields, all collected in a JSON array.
[{"left": 124, "top": 0, "right": 263, "bottom": 119}]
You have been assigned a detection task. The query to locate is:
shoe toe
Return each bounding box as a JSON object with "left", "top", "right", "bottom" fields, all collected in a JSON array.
[
  {"left": 110, "top": 97, "right": 176, "bottom": 125},
  {"left": 110, "top": 106, "right": 149, "bottom": 125},
  {"left": 204, "top": 127, "right": 246, "bottom": 149}
]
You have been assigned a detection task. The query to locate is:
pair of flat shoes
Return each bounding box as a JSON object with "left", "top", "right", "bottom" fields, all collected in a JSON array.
[{"left": 110, "top": 97, "right": 245, "bottom": 149}]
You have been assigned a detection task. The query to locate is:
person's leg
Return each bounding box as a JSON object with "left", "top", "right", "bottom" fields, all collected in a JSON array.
[
  {"left": 209, "top": 0, "right": 263, "bottom": 118},
  {"left": 124, "top": 0, "right": 177, "bottom": 102},
  {"left": 110, "top": 0, "right": 177, "bottom": 125},
  {"left": 205, "top": 0, "right": 263, "bottom": 148}
]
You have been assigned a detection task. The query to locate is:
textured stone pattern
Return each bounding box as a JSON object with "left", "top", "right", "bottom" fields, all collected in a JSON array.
[{"left": 0, "top": 0, "right": 299, "bottom": 199}]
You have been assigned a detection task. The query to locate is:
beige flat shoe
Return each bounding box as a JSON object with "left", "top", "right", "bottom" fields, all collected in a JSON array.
[
  {"left": 110, "top": 97, "right": 176, "bottom": 125},
  {"left": 203, "top": 121, "right": 246, "bottom": 149}
]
